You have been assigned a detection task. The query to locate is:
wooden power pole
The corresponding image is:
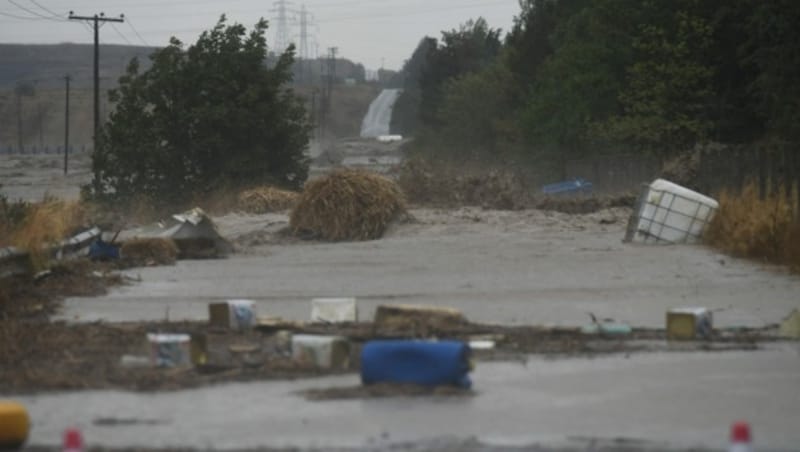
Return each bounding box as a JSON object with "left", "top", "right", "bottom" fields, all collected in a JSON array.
[
  {"left": 68, "top": 12, "right": 124, "bottom": 155},
  {"left": 64, "top": 75, "right": 71, "bottom": 175}
]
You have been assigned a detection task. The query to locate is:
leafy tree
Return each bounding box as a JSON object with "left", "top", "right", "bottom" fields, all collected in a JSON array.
[
  {"left": 521, "top": 0, "right": 639, "bottom": 156},
  {"left": 504, "top": 0, "right": 587, "bottom": 98},
  {"left": 391, "top": 37, "right": 436, "bottom": 136},
  {"left": 599, "top": 1, "right": 715, "bottom": 154},
  {"left": 90, "top": 16, "right": 310, "bottom": 205},
  {"left": 417, "top": 18, "right": 502, "bottom": 127},
  {"left": 435, "top": 62, "right": 519, "bottom": 158},
  {"left": 744, "top": 0, "right": 800, "bottom": 142}
]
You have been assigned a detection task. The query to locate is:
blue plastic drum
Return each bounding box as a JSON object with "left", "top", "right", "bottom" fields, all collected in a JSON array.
[{"left": 360, "top": 340, "right": 472, "bottom": 388}]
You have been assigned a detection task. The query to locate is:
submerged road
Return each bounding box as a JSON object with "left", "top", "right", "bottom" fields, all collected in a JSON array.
[{"left": 58, "top": 209, "right": 800, "bottom": 329}]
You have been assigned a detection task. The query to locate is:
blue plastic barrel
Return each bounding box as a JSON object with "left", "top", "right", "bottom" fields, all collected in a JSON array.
[
  {"left": 360, "top": 340, "right": 472, "bottom": 388},
  {"left": 541, "top": 178, "right": 593, "bottom": 195}
]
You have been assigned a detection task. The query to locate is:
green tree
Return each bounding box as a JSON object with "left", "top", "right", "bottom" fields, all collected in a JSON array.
[
  {"left": 599, "top": 1, "right": 715, "bottom": 154},
  {"left": 521, "top": 0, "right": 639, "bottom": 157},
  {"left": 418, "top": 18, "right": 502, "bottom": 127},
  {"left": 744, "top": 0, "right": 800, "bottom": 142},
  {"left": 90, "top": 16, "right": 310, "bottom": 205},
  {"left": 435, "top": 62, "right": 519, "bottom": 158}
]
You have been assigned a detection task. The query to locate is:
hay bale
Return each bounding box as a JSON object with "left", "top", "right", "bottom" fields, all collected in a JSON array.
[
  {"left": 238, "top": 187, "right": 299, "bottom": 214},
  {"left": 290, "top": 169, "right": 407, "bottom": 241},
  {"left": 120, "top": 238, "right": 178, "bottom": 267}
]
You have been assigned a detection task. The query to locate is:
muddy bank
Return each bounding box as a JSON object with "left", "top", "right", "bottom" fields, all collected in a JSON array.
[{"left": 0, "top": 315, "right": 780, "bottom": 394}]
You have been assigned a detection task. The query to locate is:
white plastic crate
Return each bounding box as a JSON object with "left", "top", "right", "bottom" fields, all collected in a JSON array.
[{"left": 626, "top": 179, "right": 718, "bottom": 244}]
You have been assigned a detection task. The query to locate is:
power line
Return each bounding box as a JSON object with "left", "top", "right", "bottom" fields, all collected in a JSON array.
[
  {"left": 26, "top": 0, "right": 65, "bottom": 18},
  {"left": 0, "top": 9, "right": 44, "bottom": 19},
  {"left": 126, "top": 18, "right": 150, "bottom": 46},
  {"left": 6, "top": 0, "right": 64, "bottom": 21},
  {"left": 110, "top": 22, "right": 132, "bottom": 45}
]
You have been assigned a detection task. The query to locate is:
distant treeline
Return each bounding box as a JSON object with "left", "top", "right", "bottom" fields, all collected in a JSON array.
[{"left": 391, "top": 0, "right": 800, "bottom": 168}]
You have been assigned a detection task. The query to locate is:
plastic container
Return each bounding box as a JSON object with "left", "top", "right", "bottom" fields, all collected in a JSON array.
[
  {"left": 361, "top": 340, "right": 472, "bottom": 388},
  {"left": 208, "top": 299, "right": 256, "bottom": 330},
  {"left": 291, "top": 335, "right": 351, "bottom": 369},
  {"left": 667, "top": 307, "right": 713, "bottom": 340},
  {"left": 626, "top": 179, "right": 718, "bottom": 244},
  {"left": 0, "top": 401, "right": 29, "bottom": 449},
  {"left": 542, "top": 178, "right": 593, "bottom": 195},
  {"left": 311, "top": 297, "right": 357, "bottom": 323},
  {"left": 147, "top": 333, "right": 192, "bottom": 368}
]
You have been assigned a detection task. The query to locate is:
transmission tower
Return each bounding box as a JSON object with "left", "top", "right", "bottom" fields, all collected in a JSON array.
[
  {"left": 271, "top": 0, "right": 292, "bottom": 52},
  {"left": 294, "top": 4, "right": 317, "bottom": 83}
]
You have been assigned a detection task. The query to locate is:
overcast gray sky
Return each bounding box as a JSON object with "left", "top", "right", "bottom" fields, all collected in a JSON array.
[{"left": 1, "top": 0, "right": 521, "bottom": 71}]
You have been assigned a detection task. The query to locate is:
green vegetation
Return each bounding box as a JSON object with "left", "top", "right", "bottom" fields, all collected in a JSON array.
[
  {"left": 393, "top": 0, "right": 800, "bottom": 168},
  {"left": 88, "top": 17, "right": 311, "bottom": 207}
]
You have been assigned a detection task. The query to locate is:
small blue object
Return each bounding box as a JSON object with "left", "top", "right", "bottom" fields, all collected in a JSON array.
[
  {"left": 89, "top": 239, "right": 120, "bottom": 261},
  {"left": 361, "top": 340, "right": 472, "bottom": 389},
  {"left": 542, "top": 178, "right": 593, "bottom": 195}
]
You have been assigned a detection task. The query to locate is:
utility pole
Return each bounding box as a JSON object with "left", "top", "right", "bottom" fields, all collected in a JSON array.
[
  {"left": 320, "top": 47, "right": 337, "bottom": 139},
  {"left": 68, "top": 11, "right": 124, "bottom": 157},
  {"left": 16, "top": 84, "right": 23, "bottom": 154},
  {"left": 64, "top": 75, "right": 71, "bottom": 175}
]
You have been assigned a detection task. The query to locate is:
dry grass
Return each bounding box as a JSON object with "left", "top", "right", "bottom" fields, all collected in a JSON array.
[
  {"left": 120, "top": 238, "right": 179, "bottom": 267},
  {"left": 705, "top": 183, "right": 800, "bottom": 271},
  {"left": 397, "top": 157, "right": 530, "bottom": 210},
  {"left": 238, "top": 186, "right": 299, "bottom": 214},
  {"left": 6, "top": 199, "right": 88, "bottom": 269},
  {"left": 290, "top": 169, "right": 407, "bottom": 241}
]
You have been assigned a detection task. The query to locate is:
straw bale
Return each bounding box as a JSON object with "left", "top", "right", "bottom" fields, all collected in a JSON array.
[
  {"left": 238, "top": 187, "right": 299, "bottom": 214},
  {"left": 290, "top": 169, "right": 407, "bottom": 241},
  {"left": 120, "top": 238, "right": 179, "bottom": 267}
]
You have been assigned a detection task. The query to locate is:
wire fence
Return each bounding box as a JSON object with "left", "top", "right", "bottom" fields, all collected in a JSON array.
[{"left": 0, "top": 144, "right": 88, "bottom": 155}]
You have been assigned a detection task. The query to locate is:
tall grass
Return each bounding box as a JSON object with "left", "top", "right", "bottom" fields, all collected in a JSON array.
[
  {"left": 6, "top": 199, "right": 88, "bottom": 270},
  {"left": 705, "top": 183, "right": 800, "bottom": 272}
]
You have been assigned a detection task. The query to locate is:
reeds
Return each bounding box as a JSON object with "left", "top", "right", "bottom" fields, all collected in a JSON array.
[
  {"left": 705, "top": 183, "right": 800, "bottom": 271},
  {"left": 290, "top": 169, "right": 407, "bottom": 241}
]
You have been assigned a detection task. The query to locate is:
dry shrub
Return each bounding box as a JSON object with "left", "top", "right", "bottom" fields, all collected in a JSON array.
[
  {"left": 120, "top": 238, "right": 179, "bottom": 267},
  {"left": 238, "top": 186, "right": 299, "bottom": 213},
  {"left": 397, "top": 158, "right": 529, "bottom": 209},
  {"left": 705, "top": 183, "right": 799, "bottom": 269},
  {"left": 290, "top": 169, "right": 407, "bottom": 241}
]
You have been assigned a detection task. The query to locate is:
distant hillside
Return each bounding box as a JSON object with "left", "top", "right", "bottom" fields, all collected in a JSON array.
[
  {"left": 0, "top": 43, "right": 381, "bottom": 152},
  {"left": 0, "top": 43, "right": 157, "bottom": 89}
]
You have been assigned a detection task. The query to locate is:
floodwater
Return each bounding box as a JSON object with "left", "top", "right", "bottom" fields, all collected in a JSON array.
[
  {"left": 14, "top": 348, "right": 800, "bottom": 450},
  {"left": 360, "top": 88, "right": 401, "bottom": 138}
]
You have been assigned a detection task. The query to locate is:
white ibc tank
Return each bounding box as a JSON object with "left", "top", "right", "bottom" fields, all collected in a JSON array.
[{"left": 626, "top": 179, "right": 718, "bottom": 244}]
